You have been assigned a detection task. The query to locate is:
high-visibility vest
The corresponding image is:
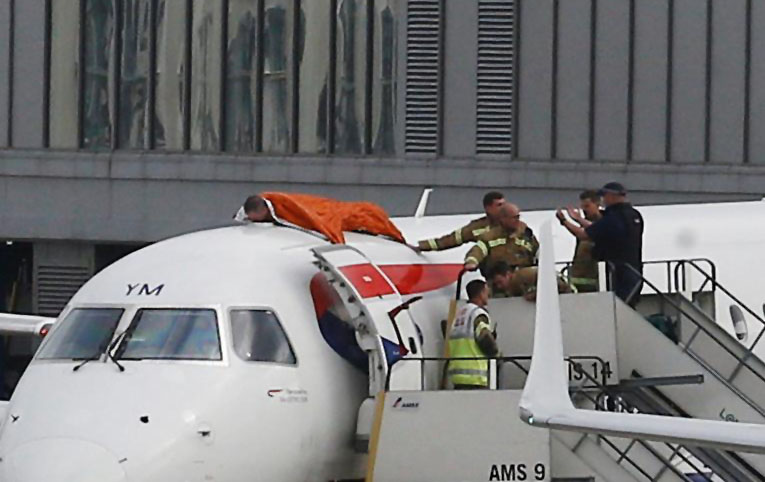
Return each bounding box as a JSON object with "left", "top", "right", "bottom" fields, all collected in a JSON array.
[{"left": 448, "top": 303, "right": 491, "bottom": 387}]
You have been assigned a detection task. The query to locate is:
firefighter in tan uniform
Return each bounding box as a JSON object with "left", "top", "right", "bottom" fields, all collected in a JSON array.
[
  {"left": 463, "top": 204, "right": 539, "bottom": 280},
  {"left": 416, "top": 191, "right": 505, "bottom": 251},
  {"left": 556, "top": 190, "right": 604, "bottom": 293},
  {"left": 489, "top": 261, "right": 572, "bottom": 301}
]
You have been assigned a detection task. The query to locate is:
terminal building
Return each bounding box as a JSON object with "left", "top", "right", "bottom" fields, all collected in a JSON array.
[{"left": 1, "top": 1, "right": 765, "bottom": 365}]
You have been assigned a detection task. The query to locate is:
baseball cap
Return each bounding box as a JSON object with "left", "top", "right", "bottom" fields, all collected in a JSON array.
[{"left": 597, "top": 181, "right": 627, "bottom": 196}]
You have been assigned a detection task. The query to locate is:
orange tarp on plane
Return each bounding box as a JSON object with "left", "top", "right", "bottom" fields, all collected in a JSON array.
[{"left": 261, "top": 192, "right": 406, "bottom": 245}]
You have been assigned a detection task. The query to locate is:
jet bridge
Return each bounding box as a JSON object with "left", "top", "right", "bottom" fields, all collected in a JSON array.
[{"left": 366, "top": 260, "right": 765, "bottom": 482}]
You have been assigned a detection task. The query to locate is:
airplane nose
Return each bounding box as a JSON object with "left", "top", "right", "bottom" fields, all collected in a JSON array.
[{"left": 2, "top": 438, "right": 126, "bottom": 482}]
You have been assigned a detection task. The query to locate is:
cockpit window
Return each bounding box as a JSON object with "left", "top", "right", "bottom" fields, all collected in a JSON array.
[
  {"left": 37, "top": 308, "right": 124, "bottom": 360},
  {"left": 117, "top": 309, "right": 221, "bottom": 361},
  {"left": 230, "top": 310, "right": 296, "bottom": 364}
]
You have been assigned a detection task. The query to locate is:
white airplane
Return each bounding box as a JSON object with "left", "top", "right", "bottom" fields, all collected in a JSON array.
[{"left": 0, "top": 196, "right": 765, "bottom": 481}]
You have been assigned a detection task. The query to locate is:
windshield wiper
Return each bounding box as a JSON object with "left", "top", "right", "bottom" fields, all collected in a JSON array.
[
  {"left": 106, "top": 331, "right": 128, "bottom": 372},
  {"left": 72, "top": 350, "right": 104, "bottom": 372}
]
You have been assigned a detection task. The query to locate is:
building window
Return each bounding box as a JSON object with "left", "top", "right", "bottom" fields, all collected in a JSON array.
[
  {"left": 49, "top": 1, "right": 81, "bottom": 148},
  {"left": 297, "top": 0, "right": 331, "bottom": 153},
  {"left": 119, "top": 0, "right": 152, "bottom": 149},
  {"left": 372, "top": 0, "right": 398, "bottom": 155},
  {"left": 46, "top": 0, "right": 400, "bottom": 156},
  {"left": 82, "top": 0, "right": 117, "bottom": 149},
  {"left": 154, "top": 0, "right": 188, "bottom": 150},
  {"left": 334, "top": 0, "right": 367, "bottom": 154},
  {"left": 190, "top": 0, "right": 223, "bottom": 151},
  {"left": 226, "top": 0, "right": 260, "bottom": 152},
  {"left": 262, "top": 0, "right": 293, "bottom": 153}
]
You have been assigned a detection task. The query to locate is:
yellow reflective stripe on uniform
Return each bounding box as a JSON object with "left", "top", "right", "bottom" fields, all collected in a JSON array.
[
  {"left": 454, "top": 229, "right": 463, "bottom": 245},
  {"left": 570, "top": 277, "right": 598, "bottom": 285},
  {"left": 474, "top": 320, "right": 491, "bottom": 338},
  {"left": 465, "top": 256, "right": 480, "bottom": 265},
  {"left": 514, "top": 238, "right": 534, "bottom": 251},
  {"left": 428, "top": 239, "right": 438, "bottom": 250},
  {"left": 477, "top": 241, "right": 489, "bottom": 256},
  {"left": 488, "top": 238, "right": 507, "bottom": 248},
  {"left": 448, "top": 368, "right": 488, "bottom": 376},
  {"left": 472, "top": 226, "right": 490, "bottom": 237}
]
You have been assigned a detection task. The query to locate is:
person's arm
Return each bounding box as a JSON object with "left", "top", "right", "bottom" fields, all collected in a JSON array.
[
  {"left": 418, "top": 219, "right": 489, "bottom": 252},
  {"left": 474, "top": 314, "right": 499, "bottom": 357},
  {"left": 567, "top": 206, "right": 593, "bottom": 228},
  {"left": 556, "top": 210, "right": 590, "bottom": 241},
  {"left": 464, "top": 240, "right": 488, "bottom": 271}
]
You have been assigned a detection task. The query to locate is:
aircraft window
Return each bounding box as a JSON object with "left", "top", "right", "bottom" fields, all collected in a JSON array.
[
  {"left": 230, "top": 310, "right": 296, "bottom": 364},
  {"left": 37, "top": 308, "right": 124, "bottom": 360},
  {"left": 117, "top": 309, "right": 221, "bottom": 361}
]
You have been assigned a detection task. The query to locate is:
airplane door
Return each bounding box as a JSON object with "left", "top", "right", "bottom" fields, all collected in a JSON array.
[{"left": 311, "top": 245, "right": 423, "bottom": 395}]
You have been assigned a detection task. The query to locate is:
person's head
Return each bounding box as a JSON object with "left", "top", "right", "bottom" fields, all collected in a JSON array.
[
  {"left": 490, "top": 261, "right": 515, "bottom": 292},
  {"left": 597, "top": 182, "right": 627, "bottom": 207},
  {"left": 497, "top": 203, "right": 522, "bottom": 232},
  {"left": 482, "top": 191, "right": 506, "bottom": 222},
  {"left": 579, "top": 190, "right": 602, "bottom": 220},
  {"left": 243, "top": 195, "right": 272, "bottom": 222},
  {"left": 466, "top": 279, "right": 490, "bottom": 307}
]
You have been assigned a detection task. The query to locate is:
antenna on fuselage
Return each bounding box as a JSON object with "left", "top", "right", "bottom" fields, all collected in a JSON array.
[{"left": 415, "top": 188, "right": 433, "bottom": 218}]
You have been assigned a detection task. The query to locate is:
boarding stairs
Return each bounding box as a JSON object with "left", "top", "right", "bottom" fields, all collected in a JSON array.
[{"left": 366, "top": 259, "right": 765, "bottom": 482}]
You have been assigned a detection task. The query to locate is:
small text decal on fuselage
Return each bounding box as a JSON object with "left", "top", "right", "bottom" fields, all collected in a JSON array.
[{"left": 126, "top": 283, "right": 165, "bottom": 296}]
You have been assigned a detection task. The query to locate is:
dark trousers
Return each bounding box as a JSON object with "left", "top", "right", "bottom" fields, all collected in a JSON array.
[
  {"left": 611, "top": 264, "right": 643, "bottom": 308},
  {"left": 453, "top": 384, "right": 487, "bottom": 390}
]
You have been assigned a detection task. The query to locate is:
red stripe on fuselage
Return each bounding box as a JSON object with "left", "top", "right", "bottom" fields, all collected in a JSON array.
[
  {"left": 379, "top": 264, "right": 463, "bottom": 295},
  {"left": 337, "top": 263, "right": 463, "bottom": 298}
]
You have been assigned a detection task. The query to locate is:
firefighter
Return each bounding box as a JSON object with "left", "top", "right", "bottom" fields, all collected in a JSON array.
[
  {"left": 556, "top": 190, "right": 604, "bottom": 293},
  {"left": 416, "top": 191, "right": 505, "bottom": 252},
  {"left": 463, "top": 204, "right": 539, "bottom": 282},
  {"left": 447, "top": 280, "right": 499, "bottom": 389},
  {"left": 489, "top": 261, "right": 572, "bottom": 301}
]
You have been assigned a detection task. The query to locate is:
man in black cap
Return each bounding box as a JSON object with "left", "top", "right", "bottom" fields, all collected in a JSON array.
[{"left": 557, "top": 182, "right": 644, "bottom": 307}]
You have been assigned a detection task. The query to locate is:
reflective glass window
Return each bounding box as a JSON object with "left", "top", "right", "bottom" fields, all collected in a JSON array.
[
  {"left": 83, "top": 0, "right": 117, "bottom": 149},
  {"left": 334, "top": 0, "right": 367, "bottom": 154},
  {"left": 226, "top": 0, "right": 259, "bottom": 152},
  {"left": 371, "top": 0, "right": 397, "bottom": 155},
  {"left": 262, "top": 0, "right": 293, "bottom": 153},
  {"left": 296, "top": 0, "right": 330, "bottom": 153},
  {"left": 230, "top": 310, "right": 296, "bottom": 364},
  {"left": 49, "top": 0, "right": 81, "bottom": 148},
  {"left": 37, "top": 308, "right": 124, "bottom": 360},
  {"left": 190, "top": 0, "right": 223, "bottom": 151},
  {"left": 118, "top": 309, "right": 221, "bottom": 361},
  {"left": 119, "top": 0, "right": 152, "bottom": 148},
  {"left": 154, "top": 0, "right": 188, "bottom": 149}
]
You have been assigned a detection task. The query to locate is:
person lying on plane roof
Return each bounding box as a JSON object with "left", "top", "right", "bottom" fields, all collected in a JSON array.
[
  {"left": 489, "top": 261, "right": 572, "bottom": 302},
  {"left": 238, "top": 192, "right": 406, "bottom": 245}
]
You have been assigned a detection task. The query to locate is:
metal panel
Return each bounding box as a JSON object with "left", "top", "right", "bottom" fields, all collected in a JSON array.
[
  {"left": 516, "top": 0, "right": 554, "bottom": 159},
  {"left": 632, "top": 0, "right": 669, "bottom": 162},
  {"left": 442, "top": 0, "right": 476, "bottom": 157},
  {"left": 405, "top": 0, "right": 442, "bottom": 155},
  {"left": 33, "top": 242, "right": 94, "bottom": 317},
  {"left": 11, "top": 0, "right": 46, "bottom": 148},
  {"left": 709, "top": 0, "right": 747, "bottom": 164},
  {"left": 475, "top": 0, "right": 514, "bottom": 156},
  {"left": 0, "top": 1, "right": 10, "bottom": 147},
  {"left": 670, "top": 0, "right": 708, "bottom": 163},
  {"left": 592, "top": 0, "right": 630, "bottom": 161},
  {"left": 749, "top": 1, "right": 765, "bottom": 164},
  {"left": 555, "top": 0, "right": 590, "bottom": 161}
]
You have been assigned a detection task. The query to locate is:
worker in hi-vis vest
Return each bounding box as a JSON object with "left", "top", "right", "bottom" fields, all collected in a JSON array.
[{"left": 447, "top": 279, "right": 500, "bottom": 389}]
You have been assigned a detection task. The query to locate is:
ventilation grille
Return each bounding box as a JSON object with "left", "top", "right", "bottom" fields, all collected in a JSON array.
[
  {"left": 36, "top": 265, "right": 91, "bottom": 316},
  {"left": 405, "top": 0, "right": 442, "bottom": 154},
  {"left": 476, "top": 0, "right": 515, "bottom": 155}
]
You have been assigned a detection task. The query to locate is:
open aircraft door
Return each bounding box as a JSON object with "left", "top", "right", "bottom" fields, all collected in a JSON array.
[{"left": 311, "top": 245, "right": 424, "bottom": 396}]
